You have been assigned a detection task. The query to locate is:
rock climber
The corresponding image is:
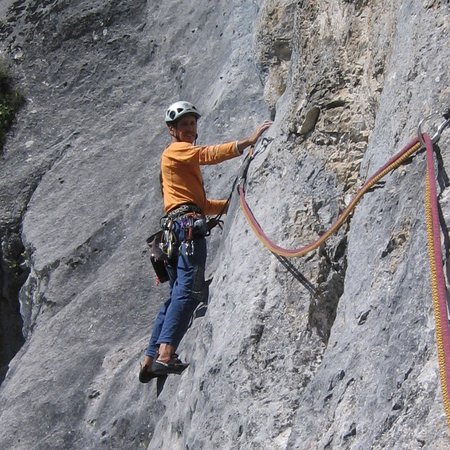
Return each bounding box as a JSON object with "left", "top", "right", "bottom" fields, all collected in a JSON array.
[{"left": 139, "top": 100, "right": 272, "bottom": 381}]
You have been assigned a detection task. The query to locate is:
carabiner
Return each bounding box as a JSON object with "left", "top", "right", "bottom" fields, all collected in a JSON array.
[
  {"left": 418, "top": 109, "right": 450, "bottom": 146},
  {"left": 431, "top": 116, "right": 450, "bottom": 144},
  {"left": 252, "top": 136, "right": 273, "bottom": 158}
]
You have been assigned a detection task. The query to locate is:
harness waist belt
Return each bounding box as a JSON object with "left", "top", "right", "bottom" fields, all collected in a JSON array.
[{"left": 166, "top": 204, "right": 203, "bottom": 219}]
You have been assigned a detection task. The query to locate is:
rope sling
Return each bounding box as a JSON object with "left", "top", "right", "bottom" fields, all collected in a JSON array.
[{"left": 236, "top": 112, "right": 450, "bottom": 429}]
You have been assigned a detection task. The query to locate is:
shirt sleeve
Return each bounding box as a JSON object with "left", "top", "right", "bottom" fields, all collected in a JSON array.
[
  {"left": 198, "top": 141, "right": 240, "bottom": 165},
  {"left": 204, "top": 199, "right": 229, "bottom": 216}
]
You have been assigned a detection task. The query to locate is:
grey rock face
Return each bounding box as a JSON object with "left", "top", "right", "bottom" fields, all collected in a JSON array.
[{"left": 0, "top": 0, "right": 449, "bottom": 449}]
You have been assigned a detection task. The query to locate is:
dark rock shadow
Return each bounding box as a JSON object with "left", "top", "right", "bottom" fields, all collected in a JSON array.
[
  {"left": 275, "top": 255, "right": 320, "bottom": 297},
  {"left": 156, "top": 375, "right": 168, "bottom": 397}
]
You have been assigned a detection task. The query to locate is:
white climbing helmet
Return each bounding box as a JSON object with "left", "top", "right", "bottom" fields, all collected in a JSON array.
[{"left": 165, "top": 101, "right": 201, "bottom": 123}]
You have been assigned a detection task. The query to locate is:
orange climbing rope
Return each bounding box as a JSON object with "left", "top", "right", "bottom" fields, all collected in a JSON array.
[
  {"left": 237, "top": 116, "right": 450, "bottom": 429},
  {"left": 238, "top": 136, "right": 422, "bottom": 257}
]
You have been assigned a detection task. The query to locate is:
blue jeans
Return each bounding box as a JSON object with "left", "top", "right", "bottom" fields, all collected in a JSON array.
[{"left": 145, "top": 221, "right": 207, "bottom": 359}]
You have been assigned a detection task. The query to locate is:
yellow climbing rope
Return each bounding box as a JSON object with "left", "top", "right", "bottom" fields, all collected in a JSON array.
[
  {"left": 238, "top": 118, "right": 450, "bottom": 431},
  {"left": 423, "top": 133, "right": 450, "bottom": 429}
]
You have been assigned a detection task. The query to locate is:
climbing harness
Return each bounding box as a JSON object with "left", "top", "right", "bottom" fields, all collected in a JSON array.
[
  {"left": 147, "top": 203, "right": 211, "bottom": 284},
  {"left": 237, "top": 110, "right": 450, "bottom": 429},
  {"left": 160, "top": 208, "right": 208, "bottom": 256}
]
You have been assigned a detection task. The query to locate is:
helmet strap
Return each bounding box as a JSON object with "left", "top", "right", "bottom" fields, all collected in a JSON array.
[{"left": 168, "top": 124, "right": 181, "bottom": 142}]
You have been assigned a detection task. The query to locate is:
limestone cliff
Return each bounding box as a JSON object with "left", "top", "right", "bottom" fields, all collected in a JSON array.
[{"left": 0, "top": 0, "right": 449, "bottom": 449}]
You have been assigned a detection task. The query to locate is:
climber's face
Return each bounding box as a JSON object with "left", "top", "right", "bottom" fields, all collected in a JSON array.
[{"left": 169, "top": 114, "right": 198, "bottom": 144}]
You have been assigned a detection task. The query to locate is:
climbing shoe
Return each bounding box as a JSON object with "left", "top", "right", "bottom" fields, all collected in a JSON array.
[
  {"left": 151, "top": 354, "right": 189, "bottom": 376},
  {"left": 139, "top": 362, "right": 158, "bottom": 383}
]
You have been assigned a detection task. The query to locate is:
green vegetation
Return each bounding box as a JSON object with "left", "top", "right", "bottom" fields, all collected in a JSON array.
[{"left": 0, "top": 63, "right": 24, "bottom": 151}]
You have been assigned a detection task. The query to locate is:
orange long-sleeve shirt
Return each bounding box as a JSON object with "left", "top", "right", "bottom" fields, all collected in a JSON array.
[{"left": 161, "top": 141, "right": 240, "bottom": 215}]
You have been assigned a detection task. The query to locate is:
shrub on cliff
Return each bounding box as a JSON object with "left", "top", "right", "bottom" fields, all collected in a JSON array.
[{"left": 0, "top": 63, "right": 24, "bottom": 151}]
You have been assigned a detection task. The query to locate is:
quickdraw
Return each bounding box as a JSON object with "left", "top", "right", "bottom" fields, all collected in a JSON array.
[
  {"left": 160, "top": 216, "right": 177, "bottom": 260},
  {"left": 179, "top": 213, "right": 208, "bottom": 256},
  {"left": 237, "top": 111, "right": 450, "bottom": 429},
  {"left": 206, "top": 137, "right": 274, "bottom": 230}
]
